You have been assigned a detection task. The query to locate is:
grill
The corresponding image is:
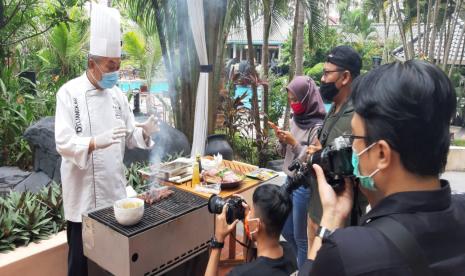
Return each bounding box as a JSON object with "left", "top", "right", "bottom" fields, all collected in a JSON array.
[
  {"left": 83, "top": 187, "right": 214, "bottom": 276},
  {"left": 88, "top": 188, "right": 206, "bottom": 237}
]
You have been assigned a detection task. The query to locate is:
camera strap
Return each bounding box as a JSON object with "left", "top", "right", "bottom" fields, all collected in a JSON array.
[
  {"left": 319, "top": 100, "right": 350, "bottom": 146},
  {"left": 350, "top": 180, "right": 359, "bottom": 226},
  {"left": 368, "top": 216, "right": 433, "bottom": 276},
  {"left": 306, "top": 123, "right": 323, "bottom": 146}
]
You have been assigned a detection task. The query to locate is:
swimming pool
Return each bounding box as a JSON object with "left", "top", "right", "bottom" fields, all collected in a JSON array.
[
  {"left": 234, "top": 85, "right": 262, "bottom": 109},
  {"left": 118, "top": 80, "right": 169, "bottom": 93}
]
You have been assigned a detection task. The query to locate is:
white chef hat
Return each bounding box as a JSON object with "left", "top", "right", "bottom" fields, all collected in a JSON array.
[{"left": 89, "top": 4, "right": 121, "bottom": 58}]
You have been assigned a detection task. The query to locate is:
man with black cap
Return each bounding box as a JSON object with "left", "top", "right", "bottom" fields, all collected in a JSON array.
[{"left": 306, "top": 45, "right": 367, "bottom": 249}]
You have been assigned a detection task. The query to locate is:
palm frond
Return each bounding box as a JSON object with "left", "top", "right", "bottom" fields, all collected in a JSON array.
[{"left": 301, "top": 0, "right": 325, "bottom": 49}]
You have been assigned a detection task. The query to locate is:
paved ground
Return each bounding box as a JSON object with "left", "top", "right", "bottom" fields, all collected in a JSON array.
[{"left": 442, "top": 171, "right": 465, "bottom": 194}]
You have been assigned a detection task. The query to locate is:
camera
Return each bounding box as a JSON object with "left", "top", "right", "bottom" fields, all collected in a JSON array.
[
  {"left": 208, "top": 195, "right": 246, "bottom": 224},
  {"left": 287, "top": 136, "right": 354, "bottom": 192}
]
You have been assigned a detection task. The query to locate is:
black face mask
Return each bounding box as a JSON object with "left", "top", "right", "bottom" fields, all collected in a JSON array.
[{"left": 320, "top": 82, "right": 339, "bottom": 102}]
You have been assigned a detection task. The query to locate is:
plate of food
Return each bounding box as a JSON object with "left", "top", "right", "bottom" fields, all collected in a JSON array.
[
  {"left": 246, "top": 168, "right": 279, "bottom": 181},
  {"left": 203, "top": 168, "right": 246, "bottom": 189}
]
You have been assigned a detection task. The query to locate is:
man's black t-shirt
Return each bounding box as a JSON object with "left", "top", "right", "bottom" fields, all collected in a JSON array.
[{"left": 228, "top": 242, "right": 297, "bottom": 276}]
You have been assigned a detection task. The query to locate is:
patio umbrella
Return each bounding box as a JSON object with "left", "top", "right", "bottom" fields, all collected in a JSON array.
[{"left": 187, "top": 0, "right": 209, "bottom": 157}]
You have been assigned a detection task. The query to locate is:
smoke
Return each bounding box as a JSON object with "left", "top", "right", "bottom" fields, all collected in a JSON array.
[{"left": 147, "top": 120, "right": 191, "bottom": 187}]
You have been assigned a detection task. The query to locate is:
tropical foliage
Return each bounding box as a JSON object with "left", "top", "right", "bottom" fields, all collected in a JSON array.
[
  {"left": 0, "top": 2, "right": 88, "bottom": 168},
  {"left": 0, "top": 183, "right": 65, "bottom": 253}
]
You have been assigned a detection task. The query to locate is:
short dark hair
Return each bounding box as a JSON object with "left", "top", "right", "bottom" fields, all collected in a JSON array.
[
  {"left": 253, "top": 184, "right": 292, "bottom": 237},
  {"left": 351, "top": 60, "right": 456, "bottom": 176}
]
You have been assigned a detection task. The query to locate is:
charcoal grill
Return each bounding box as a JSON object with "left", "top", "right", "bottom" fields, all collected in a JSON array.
[{"left": 82, "top": 187, "right": 213, "bottom": 276}]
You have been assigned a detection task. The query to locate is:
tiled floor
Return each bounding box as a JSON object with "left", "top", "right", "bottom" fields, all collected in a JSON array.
[{"left": 218, "top": 232, "right": 247, "bottom": 276}]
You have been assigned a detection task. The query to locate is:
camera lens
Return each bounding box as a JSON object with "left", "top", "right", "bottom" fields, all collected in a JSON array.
[{"left": 208, "top": 195, "right": 226, "bottom": 214}]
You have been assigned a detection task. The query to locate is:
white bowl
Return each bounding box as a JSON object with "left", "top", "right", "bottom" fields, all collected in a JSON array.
[{"left": 113, "top": 198, "right": 144, "bottom": 226}]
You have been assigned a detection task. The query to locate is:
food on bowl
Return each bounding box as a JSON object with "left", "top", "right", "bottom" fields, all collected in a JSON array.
[
  {"left": 122, "top": 201, "right": 142, "bottom": 209},
  {"left": 203, "top": 168, "right": 245, "bottom": 184},
  {"left": 114, "top": 198, "right": 144, "bottom": 226}
]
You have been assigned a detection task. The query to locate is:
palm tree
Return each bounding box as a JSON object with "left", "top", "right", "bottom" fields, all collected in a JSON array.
[
  {"left": 428, "top": 0, "right": 442, "bottom": 61},
  {"left": 204, "top": 0, "right": 228, "bottom": 135},
  {"left": 391, "top": 0, "right": 412, "bottom": 59},
  {"left": 261, "top": 0, "right": 289, "bottom": 137},
  {"left": 122, "top": 29, "right": 162, "bottom": 88},
  {"left": 441, "top": 0, "right": 463, "bottom": 69},
  {"left": 244, "top": 0, "right": 262, "bottom": 149},
  {"left": 306, "top": 0, "right": 325, "bottom": 51},
  {"left": 295, "top": 0, "right": 306, "bottom": 76},
  {"left": 262, "top": 0, "right": 273, "bottom": 138},
  {"left": 283, "top": 0, "right": 300, "bottom": 131},
  {"left": 37, "top": 7, "right": 88, "bottom": 82},
  {"left": 341, "top": 9, "right": 377, "bottom": 42},
  {"left": 364, "top": 0, "right": 393, "bottom": 61}
]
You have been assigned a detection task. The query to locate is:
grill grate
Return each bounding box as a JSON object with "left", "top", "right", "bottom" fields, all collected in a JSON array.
[{"left": 88, "top": 187, "right": 208, "bottom": 237}]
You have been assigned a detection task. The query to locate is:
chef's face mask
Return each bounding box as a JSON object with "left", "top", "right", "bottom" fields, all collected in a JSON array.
[{"left": 92, "top": 59, "right": 119, "bottom": 89}]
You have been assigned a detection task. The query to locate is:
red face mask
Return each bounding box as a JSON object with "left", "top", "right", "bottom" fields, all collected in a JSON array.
[
  {"left": 291, "top": 102, "right": 305, "bottom": 115},
  {"left": 290, "top": 87, "right": 309, "bottom": 115}
]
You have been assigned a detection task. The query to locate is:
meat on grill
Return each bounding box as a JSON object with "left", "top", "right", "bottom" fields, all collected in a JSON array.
[{"left": 138, "top": 188, "right": 174, "bottom": 204}]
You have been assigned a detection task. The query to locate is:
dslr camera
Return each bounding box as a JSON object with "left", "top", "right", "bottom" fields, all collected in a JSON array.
[
  {"left": 287, "top": 136, "right": 353, "bottom": 192},
  {"left": 208, "top": 195, "right": 246, "bottom": 224}
]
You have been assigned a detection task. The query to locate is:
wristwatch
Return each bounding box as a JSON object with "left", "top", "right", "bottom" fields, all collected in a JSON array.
[
  {"left": 316, "top": 225, "right": 334, "bottom": 240},
  {"left": 210, "top": 237, "right": 224, "bottom": 249}
]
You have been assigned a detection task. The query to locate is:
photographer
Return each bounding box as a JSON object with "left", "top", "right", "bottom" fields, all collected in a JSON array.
[
  {"left": 300, "top": 60, "right": 465, "bottom": 275},
  {"left": 307, "top": 46, "right": 368, "bottom": 247},
  {"left": 205, "top": 184, "right": 297, "bottom": 276}
]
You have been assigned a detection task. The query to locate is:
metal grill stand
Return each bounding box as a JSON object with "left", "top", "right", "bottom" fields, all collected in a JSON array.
[{"left": 83, "top": 187, "right": 213, "bottom": 276}]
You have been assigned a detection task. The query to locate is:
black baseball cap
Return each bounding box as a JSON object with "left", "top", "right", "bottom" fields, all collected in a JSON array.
[{"left": 326, "top": 46, "right": 362, "bottom": 78}]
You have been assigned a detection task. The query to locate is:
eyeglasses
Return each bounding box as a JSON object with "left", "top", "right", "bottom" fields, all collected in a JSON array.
[
  {"left": 342, "top": 134, "right": 367, "bottom": 144},
  {"left": 322, "top": 69, "right": 344, "bottom": 78}
]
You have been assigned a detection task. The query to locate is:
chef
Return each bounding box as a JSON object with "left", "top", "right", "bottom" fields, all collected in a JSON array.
[{"left": 54, "top": 4, "right": 157, "bottom": 276}]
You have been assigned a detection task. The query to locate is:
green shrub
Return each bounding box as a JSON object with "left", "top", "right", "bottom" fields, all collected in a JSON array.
[
  {"left": 0, "top": 68, "right": 56, "bottom": 169},
  {"left": 453, "top": 139, "right": 465, "bottom": 147},
  {"left": 268, "top": 74, "right": 288, "bottom": 123},
  {"left": 304, "top": 63, "right": 324, "bottom": 85},
  {"left": 0, "top": 183, "right": 65, "bottom": 253},
  {"left": 125, "top": 162, "right": 149, "bottom": 194}
]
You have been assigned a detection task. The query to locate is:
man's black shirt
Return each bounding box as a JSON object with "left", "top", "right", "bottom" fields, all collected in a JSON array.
[
  {"left": 228, "top": 242, "right": 297, "bottom": 276},
  {"left": 300, "top": 180, "right": 465, "bottom": 275}
]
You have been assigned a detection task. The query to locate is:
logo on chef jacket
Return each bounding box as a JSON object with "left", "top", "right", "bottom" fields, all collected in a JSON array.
[
  {"left": 73, "top": 98, "right": 82, "bottom": 134},
  {"left": 113, "top": 100, "right": 122, "bottom": 120}
]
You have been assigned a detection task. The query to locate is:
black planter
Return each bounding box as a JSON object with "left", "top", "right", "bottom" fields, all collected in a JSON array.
[{"left": 205, "top": 134, "right": 233, "bottom": 161}]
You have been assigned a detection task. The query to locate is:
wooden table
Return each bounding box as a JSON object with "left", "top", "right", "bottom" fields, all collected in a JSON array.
[
  {"left": 160, "top": 159, "right": 264, "bottom": 263},
  {"left": 162, "top": 160, "right": 259, "bottom": 199}
]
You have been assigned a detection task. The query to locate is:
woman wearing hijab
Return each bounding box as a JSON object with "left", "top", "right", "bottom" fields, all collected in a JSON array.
[{"left": 270, "top": 76, "right": 326, "bottom": 268}]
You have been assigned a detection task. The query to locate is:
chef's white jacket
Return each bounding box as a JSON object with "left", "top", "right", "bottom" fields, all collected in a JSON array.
[{"left": 55, "top": 73, "right": 153, "bottom": 222}]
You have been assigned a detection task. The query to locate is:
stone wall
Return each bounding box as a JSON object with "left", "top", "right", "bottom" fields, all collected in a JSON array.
[{"left": 20, "top": 116, "right": 191, "bottom": 188}]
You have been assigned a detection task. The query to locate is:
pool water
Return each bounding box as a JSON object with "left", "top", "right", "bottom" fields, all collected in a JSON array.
[
  {"left": 234, "top": 85, "right": 262, "bottom": 109},
  {"left": 118, "top": 80, "right": 169, "bottom": 93}
]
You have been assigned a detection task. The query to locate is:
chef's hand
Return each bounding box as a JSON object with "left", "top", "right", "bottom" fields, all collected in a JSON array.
[
  {"left": 313, "top": 164, "right": 353, "bottom": 230},
  {"left": 277, "top": 130, "right": 297, "bottom": 146},
  {"left": 135, "top": 115, "right": 159, "bottom": 137},
  {"left": 215, "top": 204, "right": 239, "bottom": 243},
  {"left": 93, "top": 127, "right": 127, "bottom": 150}
]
